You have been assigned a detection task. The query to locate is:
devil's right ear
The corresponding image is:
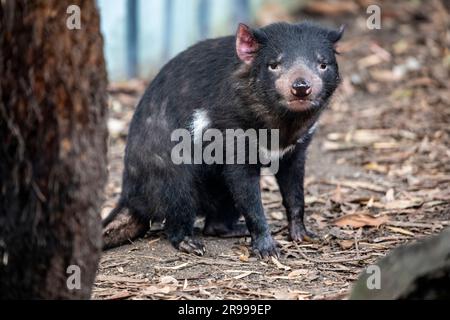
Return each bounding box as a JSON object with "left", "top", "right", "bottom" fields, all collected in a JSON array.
[
  {"left": 236, "top": 23, "right": 261, "bottom": 64},
  {"left": 328, "top": 24, "right": 345, "bottom": 44}
]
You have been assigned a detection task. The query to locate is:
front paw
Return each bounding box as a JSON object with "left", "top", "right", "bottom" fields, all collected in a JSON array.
[
  {"left": 289, "top": 223, "right": 318, "bottom": 242},
  {"left": 178, "top": 237, "right": 206, "bottom": 256},
  {"left": 252, "top": 235, "right": 280, "bottom": 259}
]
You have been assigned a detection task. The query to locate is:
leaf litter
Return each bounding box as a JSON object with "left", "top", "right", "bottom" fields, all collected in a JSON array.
[{"left": 94, "top": 0, "right": 450, "bottom": 300}]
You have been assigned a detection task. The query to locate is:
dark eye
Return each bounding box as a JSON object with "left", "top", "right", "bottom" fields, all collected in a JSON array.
[
  {"left": 268, "top": 62, "right": 280, "bottom": 71},
  {"left": 319, "top": 63, "right": 328, "bottom": 71}
]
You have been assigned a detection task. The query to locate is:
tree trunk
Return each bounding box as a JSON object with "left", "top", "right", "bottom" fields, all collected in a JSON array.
[{"left": 0, "top": 0, "right": 108, "bottom": 299}]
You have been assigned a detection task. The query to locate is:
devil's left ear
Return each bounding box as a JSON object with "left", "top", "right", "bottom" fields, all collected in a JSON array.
[{"left": 328, "top": 24, "right": 345, "bottom": 43}]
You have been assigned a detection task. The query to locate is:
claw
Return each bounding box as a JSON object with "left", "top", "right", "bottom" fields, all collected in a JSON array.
[
  {"left": 178, "top": 237, "right": 206, "bottom": 256},
  {"left": 252, "top": 235, "right": 280, "bottom": 260},
  {"left": 289, "top": 224, "right": 318, "bottom": 243}
]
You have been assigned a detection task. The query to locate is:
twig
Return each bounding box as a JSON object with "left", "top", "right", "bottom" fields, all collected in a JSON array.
[
  {"left": 386, "top": 221, "right": 444, "bottom": 229},
  {"left": 224, "top": 286, "right": 275, "bottom": 298},
  {"left": 294, "top": 243, "right": 373, "bottom": 264}
]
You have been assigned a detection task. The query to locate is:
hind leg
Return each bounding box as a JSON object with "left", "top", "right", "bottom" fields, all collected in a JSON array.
[
  {"left": 165, "top": 203, "right": 205, "bottom": 256},
  {"left": 127, "top": 164, "right": 205, "bottom": 255},
  {"left": 163, "top": 179, "right": 206, "bottom": 256},
  {"left": 203, "top": 195, "right": 250, "bottom": 238}
]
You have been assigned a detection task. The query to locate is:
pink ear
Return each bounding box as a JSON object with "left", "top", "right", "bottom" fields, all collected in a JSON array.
[{"left": 236, "top": 23, "right": 260, "bottom": 64}]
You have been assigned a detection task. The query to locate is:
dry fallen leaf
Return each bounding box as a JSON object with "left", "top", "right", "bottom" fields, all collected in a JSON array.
[
  {"left": 370, "top": 69, "right": 402, "bottom": 82},
  {"left": 288, "top": 269, "right": 309, "bottom": 278},
  {"left": 358, "top": 54, "right": 385, "bottom": 69},
  {"left": 364, "top": 162, "right": 388, "bottom": 173},
  {"left": 236, "top": 245, "right": 250, "bottom": 262},
  {"left": 338, "top": 239, "right": 354, "bottom": 250},
  {"left": 271, "top": 257, "right": 291, "bottom": 271},
  {"left": 373, "top": 141, "right": 400, "bottom": 149},
  {"left": 270, "top": 211, "right": 284, "bottom": 220},
  {"left": 342, "top": 180, "right": 386, "bottom": 193},
  {"left": 199, "top": 288, "right": 212, "bottom": 296},
  {"left": 239, "top": 254, "right": 249, "bottom": 262},
  {"left": 334, "top": 213, "right": 389, "bottom": 228},
  {"left": 322, "top": 140, "right": 357, "bottom": 151},
  {"left": 160, "top": 276, "right": 179, "bottom": 286},
  {"left": 142, "top": 286, "right": 174, "bottom": 295},
  {"left": 386, "top": 226, "right": 414, "bottom": 236},
  {"left": 384, "top": 198, "right": 423, "bottom": 210},
  {"left": 305, "top": 195, "right": 325, "bottom": 205},
  {"left": 310, "top": 213, "right": 328, "bottom": 229},
  {"left": 350, "top": 130, "right": 391, "bottom": 144}
]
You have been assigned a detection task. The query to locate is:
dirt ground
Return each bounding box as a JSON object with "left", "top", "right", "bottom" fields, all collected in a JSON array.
[{"left": 93, "top": 1, "right": 450, "bottom": 300}]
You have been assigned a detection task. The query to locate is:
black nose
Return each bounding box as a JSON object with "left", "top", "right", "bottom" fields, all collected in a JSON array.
[{"left": 291, "top": 78, "right": 312, "bottom": 98}]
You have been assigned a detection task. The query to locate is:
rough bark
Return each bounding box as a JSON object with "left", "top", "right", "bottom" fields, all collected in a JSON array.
[{"left": 0, "top": 0, "right": 108, "bottom": 299}]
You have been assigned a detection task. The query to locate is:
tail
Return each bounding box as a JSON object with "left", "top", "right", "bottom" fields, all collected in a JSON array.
[{"left": 102, "top": 201, "right": 126, "bottom": 228}]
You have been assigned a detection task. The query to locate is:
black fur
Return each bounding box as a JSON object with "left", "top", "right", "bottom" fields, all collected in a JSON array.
[{"left": 104, "top": 22, "right": 343, "bottom": 258}]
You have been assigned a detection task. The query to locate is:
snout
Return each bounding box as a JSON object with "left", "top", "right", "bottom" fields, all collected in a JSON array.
[
  {"left": 275, "top": 64, "right": 324, "bottom": 112},
  {"left": 291, "top": 78, "right": 312, "bottom": 99}
]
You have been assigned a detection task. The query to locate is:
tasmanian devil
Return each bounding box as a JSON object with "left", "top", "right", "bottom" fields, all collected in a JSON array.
[{"left": 103, "top": 22, "right": 344, "bottom": 258}]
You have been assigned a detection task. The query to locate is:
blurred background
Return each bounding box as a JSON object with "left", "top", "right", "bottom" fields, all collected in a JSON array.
[{"left": 98, "top": 0, "right": 341, "bottom": 80}]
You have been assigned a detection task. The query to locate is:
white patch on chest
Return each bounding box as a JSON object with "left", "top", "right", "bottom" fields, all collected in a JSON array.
[
  {"left": 298, "top": 122, "right": 319, "bottom": 144},
  {"left": 190, "top": 109, "right": 210, "bottom": 144},
  {"left": 260, "top": 122, "right": 319, "bottom": 161},
  {"left": 259, "top": 144, "right": 296, "bottom": 161},
  {"left": 308, "top": 122, "right": 318, "bottom": 135}
]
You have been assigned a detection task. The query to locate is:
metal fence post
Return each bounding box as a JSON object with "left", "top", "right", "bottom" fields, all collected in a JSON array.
[{"left": 126, "top": 0, "right": 139, "bottom": 78}]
